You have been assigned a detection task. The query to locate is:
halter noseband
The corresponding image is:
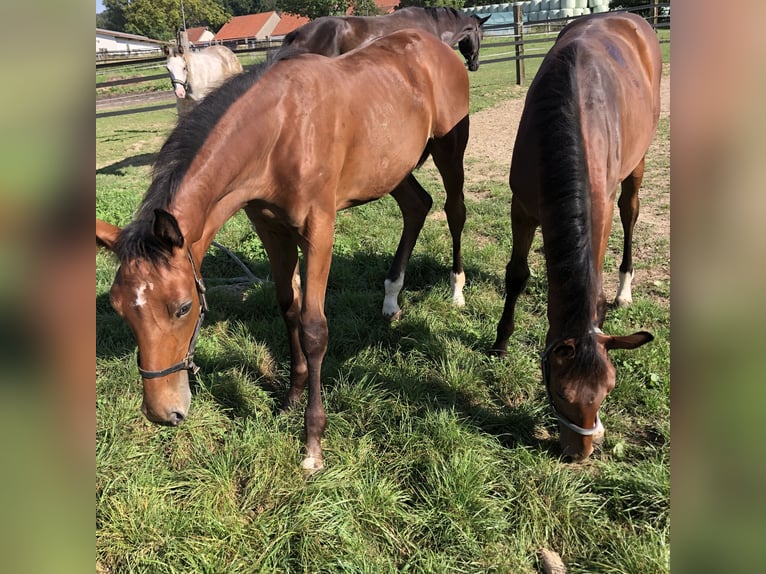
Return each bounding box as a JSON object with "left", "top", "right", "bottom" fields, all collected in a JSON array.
[
  {"left": 540, "top": 328, "right": 605, "bottom": 437},
  {"left": 136, "top": 248, "right": 208, "bottom": 379}
]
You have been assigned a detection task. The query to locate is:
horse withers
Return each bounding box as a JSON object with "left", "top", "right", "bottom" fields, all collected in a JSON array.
[
  {"left": 278, "top": 6, "right": 490, "bottom": 71},
  {"left": 97, "top": 30, "right": 469, "bottom": 473},
  {"left": 163, "top": 44, "right": 243, "bottom": 117},
  {"left": 490, "top": 13, "right": 662, "bottom": 461}
]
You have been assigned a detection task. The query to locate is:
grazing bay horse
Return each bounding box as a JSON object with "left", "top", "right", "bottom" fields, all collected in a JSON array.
[
  {"left": 278, "top": 6, "right": 491, "bottom": 71},
  {"left": 97, "top": 30, "right": 469, "bottom": 473},
  {"left": 489, "top": 13, "right": 661, "bottom": 461},
  {"left": 163, "top": 44, "right": 243, "bottom": 117}
]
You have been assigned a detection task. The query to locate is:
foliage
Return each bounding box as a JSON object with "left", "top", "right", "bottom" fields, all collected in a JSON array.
[
  {"left": 220, "top": 0, "right": 279, "bottom": 17},
  {"left": 398, "top": 0, "right": 466, "bottom": 8},
  {"left": 100, "top": 0, "right": 231, "bottom": 40},
  {"left": 279, "top": 0, "right": 350, "bottom": 19}
]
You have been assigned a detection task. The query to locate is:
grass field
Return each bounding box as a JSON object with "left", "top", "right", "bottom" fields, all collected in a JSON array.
[{"left": 97, "top": 35, "right": 670, "bottom": 574}]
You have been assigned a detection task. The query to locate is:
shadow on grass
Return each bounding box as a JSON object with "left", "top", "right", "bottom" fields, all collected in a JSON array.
[
  {"left": 96, "top": 152, "right": 157, "bottom": 176},
  {"left": 97, "top": 245, "right": 547, "bottom": 452}
]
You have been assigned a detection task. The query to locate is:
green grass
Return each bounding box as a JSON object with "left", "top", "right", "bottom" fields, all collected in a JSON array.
[{"left": 97, "top": 38, "right": 670, "bottom": 574}]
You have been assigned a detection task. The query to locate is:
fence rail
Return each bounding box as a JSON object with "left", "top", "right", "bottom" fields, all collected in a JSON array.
[{"left": 96, "top": 3, "right": 669, "bottom": 119}]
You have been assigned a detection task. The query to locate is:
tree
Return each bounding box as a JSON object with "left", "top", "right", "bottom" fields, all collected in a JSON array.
[
  {"left": 100, "top": 0, "right": 130, "bottom": 32},
  {"left": 123, "top": 0, "right": 231, "bottom": 41},
  {"left": 397, "top": 0, "right": 466, "bottom": 10},
  {"left": 278, "top": 0, "right": 350, "bottom": 20}
]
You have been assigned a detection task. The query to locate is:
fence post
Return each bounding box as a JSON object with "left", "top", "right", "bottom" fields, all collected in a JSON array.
[
  {"left": 652, "top": 2, "right": 658, "bottom": 27},
  {"left": 513, "top": 3, "right": 525, "bottom": 86}
]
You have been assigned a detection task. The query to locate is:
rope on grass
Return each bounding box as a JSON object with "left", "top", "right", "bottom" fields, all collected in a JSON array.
[{"left": 211, "top": 241, "right": 270, "bottom": 285}]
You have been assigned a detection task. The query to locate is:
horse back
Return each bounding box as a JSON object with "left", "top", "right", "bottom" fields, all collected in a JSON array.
[
  {"left": 566, "top": 13, "right": 661, "bottom": 183},
  {"left": 511, "top": 13, "right": 661, "bottom": 203}
]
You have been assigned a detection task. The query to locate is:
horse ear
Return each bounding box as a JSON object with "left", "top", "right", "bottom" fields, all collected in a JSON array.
[
  {"left": 479, "top": 15, "right": 491, "bottom": 25},
  {"left": 96, "top": 219, "right": 121, "bottom": 251},
  {"left": 552, "top": 339, "right": 577, "bottom": 361},
  {"left": 153, "top": 209, "right": 185, "bottom": 250},
  {"left": 162, "top": 45, "right": 169, "bottom": 56},
  {"left": 603, "top": 331, "right": 654, "bottom": 351}
]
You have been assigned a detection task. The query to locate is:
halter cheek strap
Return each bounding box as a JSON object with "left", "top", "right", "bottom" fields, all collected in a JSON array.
[
  {"left": 136, "top": 248, "right": 208, "bottom": 379},
  {"left": 541, "top": 328, "right": 605, "bottom": 437}
]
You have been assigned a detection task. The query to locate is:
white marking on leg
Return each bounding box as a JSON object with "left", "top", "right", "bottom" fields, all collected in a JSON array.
[
  {"left": 450, "top": 271, "right": 466, "bottom": 307},
  {"left": 615, "top": 270, "right": 634, "bottom": 306},
  {"left": 133, "top": 282, "right": 152, "bottom": 308},
  {"left": 382, "top": 275, "right": 404, "bottom": 320}
]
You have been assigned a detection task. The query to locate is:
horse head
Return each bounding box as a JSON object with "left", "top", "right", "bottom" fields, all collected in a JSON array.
[
  {"left": 457, "top": 14, "right": 490, "bottom": 71},
  {"left": 97, "top": 211, "right": 206, "bottom": 426},
  {"left": 163, "top": 44, "right": 188, "bottom": 99},
  {"left": 542, "top": 330, "right": 653, "bottom": 461}
]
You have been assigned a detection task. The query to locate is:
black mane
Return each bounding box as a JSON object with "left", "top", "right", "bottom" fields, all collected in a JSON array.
[
  {"left": 114, "top": 54, "right": 291, "bottom": 265},
  {"left": 534, "top": 43, "right": 596, "bottom": 337}
]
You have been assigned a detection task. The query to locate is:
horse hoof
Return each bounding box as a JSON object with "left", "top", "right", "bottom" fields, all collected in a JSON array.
[
  {"left": 614, "top": 295, "right": 632, "bottom": 307},
  {"left": 384, "top": 310, "right": 402, "bottom": 322},
  {"left": 301, "top": 456, "right": 324, "bottom": 476},
  {"left": 487, "top": 348, "right": 507, "bottom": 359}
]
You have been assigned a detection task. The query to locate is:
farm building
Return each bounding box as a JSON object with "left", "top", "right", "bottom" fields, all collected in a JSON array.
[
  {"left": 186, "top": 26, "right": 215, "bottom": 46},
  {"left": 214, "top": 12, "right": 282, "bottom": 47},
  {"left": 96, "top": 28, "right": 164, "bottom": 58}
]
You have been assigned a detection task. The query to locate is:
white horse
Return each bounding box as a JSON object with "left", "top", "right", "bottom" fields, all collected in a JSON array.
[{"left": 163, "top": 44, "right": 243, "bottom": 118}]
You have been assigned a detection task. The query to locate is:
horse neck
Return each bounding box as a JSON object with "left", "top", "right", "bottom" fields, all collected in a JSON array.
[
  {"left": 535, "top": 46, "right": 599, "bottom": 337},
  {"left": 170, "top": 124, "right": 275, "bottom": 263}
]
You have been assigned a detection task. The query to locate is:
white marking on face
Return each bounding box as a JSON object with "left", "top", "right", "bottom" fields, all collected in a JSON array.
[{"left": 133, "top": 282, "right": 153, "bottom": 308}]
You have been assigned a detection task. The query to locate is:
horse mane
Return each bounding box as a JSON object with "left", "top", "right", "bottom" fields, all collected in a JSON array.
[
  {"left": 421, "top": 6, "right": 461, "bottom": 22},
  {"left": 534, "top": 42, "right": 597, "bottom": 337},
  {"left": 114, "top": 56, "right": 288, "bottom": 265}
]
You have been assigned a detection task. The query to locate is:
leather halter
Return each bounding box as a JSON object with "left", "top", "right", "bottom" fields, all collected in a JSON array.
[
  {"left": 136, "top": 248, "right": 208, "bottom": 379},
  {"left": 540, "top": 329, "right": 604, "bottom": 436}
]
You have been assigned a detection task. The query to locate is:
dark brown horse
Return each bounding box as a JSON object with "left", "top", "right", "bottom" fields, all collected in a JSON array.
[
  {"left": 278, "top": 6, "right": 491, "bottom": 71},
  {"left": 490, "top": 13, "right": 661, "bottom": 461},
  {"left": 96, "top": 30, "right": 469, "bottom": 473}
]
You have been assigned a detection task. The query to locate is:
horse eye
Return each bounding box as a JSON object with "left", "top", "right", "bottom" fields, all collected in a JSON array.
[{"left": 176, "top": 301, "right": 192, "bottom": 318}]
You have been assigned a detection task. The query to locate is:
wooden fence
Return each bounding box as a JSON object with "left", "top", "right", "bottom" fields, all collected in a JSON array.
[{"left": 96, "top": 3, "right": 669, "bottom": 119}]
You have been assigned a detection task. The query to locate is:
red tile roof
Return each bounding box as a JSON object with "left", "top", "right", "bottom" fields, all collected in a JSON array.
[
  {"left": 215, "top": 12, "right": 279, "bottom": 41},
  {"left": 185, "top": 26, "right": 209, "bottom": 44},
  {"left": 272, "top": 13, "right": 310, "bottom": 36}
]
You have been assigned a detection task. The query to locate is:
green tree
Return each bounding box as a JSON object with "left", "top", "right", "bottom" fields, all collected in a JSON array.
[
  {"left": 124, "top": 0, "right": 231, "bottom": 41},
  {"left": 100, "top": 0, "right": 130, "bottom": 31},
  {"left": 397, "top": 0, "right": 465, "bottom": 9},
  {"left": 221, "top": 0, "right": 279, "bottom": 17},
  {"left": 278, "top": 0, "right": 350, "bottom": 19}
]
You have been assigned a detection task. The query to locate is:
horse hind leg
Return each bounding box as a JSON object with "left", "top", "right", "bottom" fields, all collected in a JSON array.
[
  {"left": 615, "top": 157, "right": 645, "bottom": 307},
  {"left": 490, "top": 196, "right": 537, "bottom": 357},
  {"left": 431, "top": 115, "right": 469, "bottom": 307},
  {"left": 384, "top": 174, "right": 433, "bottom": 321}
]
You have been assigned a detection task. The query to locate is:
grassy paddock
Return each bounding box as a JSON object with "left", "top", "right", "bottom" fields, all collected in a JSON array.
[{"left": 97, "top": 43, "right": 670, "bottom": 573}]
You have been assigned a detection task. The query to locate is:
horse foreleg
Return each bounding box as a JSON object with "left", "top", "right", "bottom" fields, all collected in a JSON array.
[
  {"left": 490, "top": 196, "right": 538, "bottom": 357},
  {"left": 384, "top": 175, "right": 433, "bottom": 321},
  {"left": 431, "top": 115, "right": 469, "bottom": 307},
  {"left": 251, "top": 225, "right": 307, "bottom": 410},
  {"left": 616, "top": 157, "right": 645, "bottom": 307},
  {"left": 297, "top": 216, "right": 335, "bottom": 474}
]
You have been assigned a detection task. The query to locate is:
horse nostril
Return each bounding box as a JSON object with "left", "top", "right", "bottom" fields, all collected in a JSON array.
[{"left": 169, "top": 411, "right": 186, "bottom": 426}]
